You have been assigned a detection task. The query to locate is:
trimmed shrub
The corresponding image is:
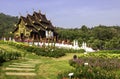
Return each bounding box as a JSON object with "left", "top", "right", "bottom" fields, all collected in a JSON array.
[
  {"left": 95, "top": 50, "right": 120, "bottom": 54},
  {"left": 0, "top": 41, "right": 85, "bottom": 58},
  {"left": 0, "top": 48, "right": 22, "bottom": 65}
]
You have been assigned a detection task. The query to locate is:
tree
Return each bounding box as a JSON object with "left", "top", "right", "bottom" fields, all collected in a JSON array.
[
  {"left": 81, "top": 25, "right": 88, "bottom": 32},
  {"left": 0, "top": 13, "right": 18, "bottom": 38}
]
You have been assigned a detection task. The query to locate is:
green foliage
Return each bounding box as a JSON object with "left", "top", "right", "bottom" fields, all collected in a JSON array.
[
  {"left": 26, "top": 46, "right": 66, "bottom": 58},
  {"left": 0, "top": 13, "right": 119, "bottom": 50},
  {"left": 0, "top": 48, "right": 22, "bottom": 65},
  {"left": 57, "top": 25, "right": 120, "bottom": 50},
  {"left": 0, "top": 41, "right": 85, "bottom": 58},
  {"left": 57, "top": 66, "right": 119, "bottom": 79},
  {"left": 58, "top": 51, "right": 120, "bottom": 79},
  {"left": 95, "top": 50, "right": 120, "bottom": 54},
  {"left": 25, "top": 46, "right": 84, "bottom": 58},
  {"left": 70, "top": 57, "right": 120, "bottom": 71},
  {"left": 0, "top": 13, "right": 18, "bottom": 38}
]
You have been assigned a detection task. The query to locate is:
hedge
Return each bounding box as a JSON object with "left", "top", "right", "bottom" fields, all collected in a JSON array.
[
  {"left": 0, "top": 41, "right": 85, "bottom": 58},
  {"left": 0, "top": 48, "right": 22, "bottom": 65}
]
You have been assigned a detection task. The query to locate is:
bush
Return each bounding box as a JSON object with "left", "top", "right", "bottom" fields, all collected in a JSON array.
[
  {"left": 0, "top": 41, "right": 85, "bottom": 58},
  {"left": 57, "top": 66, "right": 119, "bottom": 79},
  {"left": 69, "top": 57, "right": 120, "bottom": 71},
  {"left": 95, "top": 50, "right": 120, "bottom": 54},
  {"left": 0, "top": 48, "right": 22, "bottom": 65},
  {"left": 58, "top": 51, "right": 120, "bottom": 79}
]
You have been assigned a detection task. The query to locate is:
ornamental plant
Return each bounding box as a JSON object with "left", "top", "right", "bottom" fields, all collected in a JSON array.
[
  {"left": 57, "top": 66, "right": 119, "bottom": 79},
  {"left": 69, "top": 56, "right": 120, "bottom": 71},
  {"left": 0, "top": 41, "right": 85, "bottom": 58},
  {"left": 0, "top": 48, "right": 22, "bottom": 65}
]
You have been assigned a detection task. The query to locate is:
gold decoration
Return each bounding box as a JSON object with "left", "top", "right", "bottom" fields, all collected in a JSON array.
[
  {"left": 38, "top": 28, "right": 40, "bottom": 30},
  {"left": 32, "top": 21, "right": 35, "bottom": 23},
  {"left": 30, "top": 30, "right": 32, "bottom": 32},
  {"left": 14, "top": 24, "right": 17, "bottom": 26},
  {"left": 10, "top": 32, "right": 12, "bottom": 34},
  {"left": 39, "top": 19, "right": 41, "bottom": 22},
  {"left": 25, "top": 23, "right": 28, "bottom": 25}
]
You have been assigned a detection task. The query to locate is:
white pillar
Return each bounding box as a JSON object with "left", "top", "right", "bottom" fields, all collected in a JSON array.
[
  {"left": 84, "top": 42, "right": 87, "bottom": 49},
  {"left": 4, "top": 37, "right": 6, "bottom": 41},
  {"left": 76, "top": 40, "right": 78, "bottom": 47},
  {"left": 9, "top": 37, "right": 11, "bottom": 41},
  {"left": 73, "top": 40, "right": 75, "bottom": 46},
  {"left": 82, "top": 42, "right": 84, "bottom": 48},
  {"left": 12, "top": 39, "right": 15, "bottom": 42}
]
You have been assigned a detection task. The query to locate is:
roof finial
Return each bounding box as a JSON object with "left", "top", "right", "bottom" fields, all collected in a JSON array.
[
  {"left": 19, "top": 12, "right": 22, "bottom": 16},
  {"left": 18, "top": 12, "right": 22, "bottom": 18},
  {"left": 26, "top": 11, "right": 29, "bottom": 16},
  {"left": 39, "top": 10, "right": 41, "bottom": 13},
  {"left": 32, "top": 8, "right": 35, "bottom": 12},
  {"left": 26, "top": 11, "right": 29, "bottom": 14}
]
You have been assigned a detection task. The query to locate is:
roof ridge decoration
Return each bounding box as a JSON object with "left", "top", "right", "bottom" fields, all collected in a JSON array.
[
  {"left": 13, "top": 10, "right": 56, "bottom": 33},
  {"left": 13, "top": 10, "right": 58, "bottom": 41}
]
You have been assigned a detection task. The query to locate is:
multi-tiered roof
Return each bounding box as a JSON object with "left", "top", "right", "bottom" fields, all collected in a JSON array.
[
  {"left": 13, "top": 11, "right": 55, "bottom": 33},
  {"left": 13, "top": 11, "right": 58, "bottom": 42}
]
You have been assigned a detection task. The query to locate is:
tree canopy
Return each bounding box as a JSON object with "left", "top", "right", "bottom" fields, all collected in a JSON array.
[
  {"left": 0, "top": 13, "right": 18, "bottom": 38},
  {"left": 56, "top": 25, "right": 120, "bottom": 50}
]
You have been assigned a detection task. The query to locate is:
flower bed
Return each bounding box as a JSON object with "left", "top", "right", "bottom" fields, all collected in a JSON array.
[
  {"left": 69, "top": 57, "right": 120, "bottom": 71},
  {"left": 57, "top": 66, "right": 119, "bottom": 79},
  {"left": 58, "top": 52, "right": 120, "bottom": 79}
]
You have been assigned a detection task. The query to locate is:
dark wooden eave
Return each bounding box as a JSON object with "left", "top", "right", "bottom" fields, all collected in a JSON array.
[
  {"left": 33, "top": 12, "right": 49, "bottom": 23},
  {"left": 12, "top": 26, "right": 18, "bottom": 33},
  {"left": 26, "top": 25, "right": 38, "bottom": 32},
  {"left": 13, "top": 11, "right": 58, "bottom": 36}
]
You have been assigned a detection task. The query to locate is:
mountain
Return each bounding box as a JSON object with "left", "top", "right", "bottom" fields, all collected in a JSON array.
[{"left": 0, "top": 13, "right": 18, "bottom": 38}]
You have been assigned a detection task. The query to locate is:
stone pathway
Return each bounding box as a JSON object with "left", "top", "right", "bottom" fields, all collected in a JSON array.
[
  {"left": 5, "top": 72, "right": 36, "bottom": 76},
  {"left": 3, "top": 59, "right": 41, "bottom": 77}
]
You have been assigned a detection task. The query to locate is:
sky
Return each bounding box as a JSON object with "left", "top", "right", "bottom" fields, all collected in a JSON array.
[{"left": 0, "top": 0, "right": 120, "bottom": 28}]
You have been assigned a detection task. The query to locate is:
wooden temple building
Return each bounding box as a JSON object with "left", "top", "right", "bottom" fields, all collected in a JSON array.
[{"left": 13, "top": 11, "right": 58, "bottom": 42}]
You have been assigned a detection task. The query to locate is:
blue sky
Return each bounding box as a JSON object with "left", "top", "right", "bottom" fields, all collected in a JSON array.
[{"left": 0, "top": 0, "right": 120, "bottom": 28}]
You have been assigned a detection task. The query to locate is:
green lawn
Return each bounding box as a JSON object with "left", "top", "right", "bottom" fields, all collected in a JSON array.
[
  {"left": 26, "top": 53, "right": 77, "bottom": 79},
  {"left": 0, "top": 43, "right": 76, "bottom": 79},
  {"left": 1, "top": 43, "right": 120, "bottom": 79}
]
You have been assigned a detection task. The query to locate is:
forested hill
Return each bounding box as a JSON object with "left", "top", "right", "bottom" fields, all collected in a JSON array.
[
  {"left": 56, "top": 25, "right": 120, "bottom": 50},
  {"left": 0, "top": 13, "right": 18, "bottom": 38}
]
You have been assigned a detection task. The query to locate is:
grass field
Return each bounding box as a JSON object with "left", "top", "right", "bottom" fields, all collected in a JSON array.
[
  {"left": 1, "top": 42, "right": 120, "bottom": 79},
  {"left": 0, "top": 43, "right": 77, "bottom": 79}
]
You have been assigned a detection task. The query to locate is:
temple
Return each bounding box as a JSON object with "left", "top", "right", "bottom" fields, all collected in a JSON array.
[{"left": 13, "top": 11, "right": 58, "bottom": 42}]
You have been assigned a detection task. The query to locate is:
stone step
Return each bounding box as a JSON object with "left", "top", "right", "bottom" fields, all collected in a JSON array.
[
  {"left": 5, "top": 72, "right": 36, "bottom": 76},
  {"left": 8, "top": 65, "right": 35, "bottom": 68},
  {"left": 5, "top": 68, "right": 35, "bottom": 71},
  {"left": 27, "top": 61, "right": 41, "bottom": 63},
  {"left": 12, "top": 63, "right": 36, "bottom": 66}
]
